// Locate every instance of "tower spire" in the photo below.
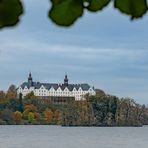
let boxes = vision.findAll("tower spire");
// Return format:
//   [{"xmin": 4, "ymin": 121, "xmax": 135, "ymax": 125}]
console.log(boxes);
[
  {"xmin": 28, "ymin": 72, "xmax": 33, "ymax": 86},
  {"xmin": 64, "ymin": 74, "xmax": 68, "ymax": 86}
]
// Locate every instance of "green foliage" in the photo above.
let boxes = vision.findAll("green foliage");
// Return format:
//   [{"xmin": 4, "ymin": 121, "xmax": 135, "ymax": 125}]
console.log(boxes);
[
  {"xmin": 28, "ymin": 112, "xmax": 35, "ymax": 123},
  {"xmin": 87, "ymin": 0, "xmax": 111, "ymax": 12},
  {"xmin": 0, "ymin": 0, "xmax": 23, "ymax": 29},
  {"xmin": 0, "ymin": 90, "xmax": 148, "ymax": 126},
  {"xmin": 18, "ymin": 93, "xmax": 24, "ymax": 112},
  {"xmin": 0, "ymin": 119, "xmax": 6, "ymax": 125},
  {"xmin": 62, "ymin": 101, "xmax": 80, "ymax": 126},
  {"xmin": 88, "ymin": 95, "xmax": 118, "ymax": 125},
  {"xmin": 114, "ymin": 0, "xmax": 148, "ymax": 20},
  {"xmin": 0, "ymin": 109, "xmax": 15, "ymax": 124},
  {"xmin": 0, "ymin": 0, "xmax": 148, "ymax": 28},
  {"xmin": 24, "ymin": 91, "xmax": 36, "ymax": 100},
  {"xmin": 49, "ymin": 0, "xmax": 83, "ymax": 26},
  {"xmin": 7, "ymin": 99, "xmax": 21, "ymax": 112},
  {"xmin": 0, "ymin": 99, "xmax": 20, "ymax": 112},
  {"xmin": 49, "ymin": 0, "xmax": 148, "ymax": 26}
]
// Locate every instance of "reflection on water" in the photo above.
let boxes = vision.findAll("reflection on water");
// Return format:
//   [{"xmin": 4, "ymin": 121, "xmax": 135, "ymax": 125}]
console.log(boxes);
[{"xmin": 0, "ymin": 126, "xmax": 148, "ymax": 148}]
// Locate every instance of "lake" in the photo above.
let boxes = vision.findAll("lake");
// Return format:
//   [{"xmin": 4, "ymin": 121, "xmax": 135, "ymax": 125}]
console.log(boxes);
[{"xmin": 0, "ymin": 126, "xmax": 148, "ymax": 148}]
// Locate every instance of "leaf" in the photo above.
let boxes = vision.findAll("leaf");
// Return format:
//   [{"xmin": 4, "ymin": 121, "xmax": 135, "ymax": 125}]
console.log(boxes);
[
  {"xmin": 87, "ymin": 0, "xmax": 111, "ymax": 12},
  {"xmin": 49, "ymin": 0, "xmax": 84, "ymax": 26},
  {"xmin": 0, "ymin": 0, "xmax": 23, "ymax": 29},
  {"xmin": 114, "ymin": 0, "xmax": 148, "ymax": 19}
]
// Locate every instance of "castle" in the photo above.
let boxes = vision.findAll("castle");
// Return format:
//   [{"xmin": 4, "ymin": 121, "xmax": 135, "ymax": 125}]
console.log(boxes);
[{"xmin": 17, "ymin": 73, "xmax": 96, "ymax": 100}]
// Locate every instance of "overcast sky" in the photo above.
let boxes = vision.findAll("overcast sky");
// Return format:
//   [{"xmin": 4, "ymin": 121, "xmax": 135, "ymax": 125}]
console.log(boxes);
[{"xmin": 0, "ymin": 0, "xmax": 148, "ymax": 104}]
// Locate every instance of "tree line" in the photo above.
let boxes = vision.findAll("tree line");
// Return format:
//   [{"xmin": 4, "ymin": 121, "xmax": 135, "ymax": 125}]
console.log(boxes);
[{"xmin": 0, "ymin": 84, "xmax": 148, "ymax": 126}]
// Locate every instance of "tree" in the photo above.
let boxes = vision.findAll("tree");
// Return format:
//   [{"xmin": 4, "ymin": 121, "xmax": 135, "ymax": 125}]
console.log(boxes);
[
  {"xmin": 115, "ymin": 98, "xmax": 144, "ymax": 126},
  {"xmin": 23, "ymin": 92, "xmax": 37, "ymax": 106},
  {"xmin": 24, "ymin": 91, "xmax": 36, "ymax": 100},
  {"xmin": 0, "ymin": 91, "xmax": 6, "ymax": 102},
  {"xmin": 44, "ymin": 109, "xmax": 53, "ymax": 124},
  {"xmin": 23, "ymin": 104, "xmax": 37, "ymax": 119},
  {"xmin": 18, "ymin": 93, "xmax": 24, "ymax": 112},
  {"xmin": 28, "ymin": 112, "xmax": 35, "ymax": 123},
  {"xmin": 0, "ymin": 119, "xmax": 6, "ymax": 125},
  {"xmin": 53, "ymin": 110, "xmax": 62, "ymax": 124},
  {"xmin": 0, "ymin": 109, "xmax": 15, "ymax": 124},
  {"xmin": 95, "ymin": 89, "xmax": 106, "ymax": 97},
  {"xmin": 6, "ymin": 85, "xmax": 17, "ymax": 99},
  {"xmin": 0, "ymin": 0, "xmax": 148, "ymax": 29},
  {"xmin": 5, "ymin": 98, "xmax": 20, "ymax": 112},
  {"xmin": 14, "ymin": 111, "xmax": 22, "ymax": 124}
]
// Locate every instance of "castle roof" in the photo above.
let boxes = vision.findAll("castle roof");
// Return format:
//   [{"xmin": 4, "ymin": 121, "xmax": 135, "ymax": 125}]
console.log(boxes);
[
  {"xmin": 20, "ymin": 82, "xmax": 92, "ymax": 91},
  {"xmin": 18, "ymin": 74, "xmax": 94, "ymax": 91}
]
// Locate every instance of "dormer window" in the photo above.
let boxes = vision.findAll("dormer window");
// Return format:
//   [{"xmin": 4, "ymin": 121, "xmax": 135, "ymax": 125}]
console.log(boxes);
[
  {"xmin": 89, "ymin": 88, "xmax": 93, "ymax": 92},
  {"xmin": 78, "ymin": 87, "xmax": 82, "ymax": 92},
  {"xmin": 24, "ymin": 86, "xmax": 28, "ymax": 90}
]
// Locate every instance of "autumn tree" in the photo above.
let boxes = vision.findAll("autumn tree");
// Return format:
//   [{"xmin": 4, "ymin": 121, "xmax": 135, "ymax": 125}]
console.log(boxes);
[
  {"xmin": 53, "ymin": 110, "xmax": 62, "ymax": 125},
  {"xmin": 75, "ymin": 100, "xmax": 94, "ymax": 126},
  {"xmin": 14, "ymin": 111, "xmax": 22, "ymax": 124},
  {"xmin": 6, "ymin": 85, "xmax": 17, "ymax": 99},
  {"xmin": 44, "ymin": 109, "xmax": 53, "ymax": 124},
  {"xmin": 0, "ymin": 91, "xmax": 6, "ymax": 102},
  {"xmin": 28, "ymin": 112, "xmax": 35, "ymax": 124},
  {"xmin": 23, "ymin": 104, "xmax": 37, "ymax": 120}
]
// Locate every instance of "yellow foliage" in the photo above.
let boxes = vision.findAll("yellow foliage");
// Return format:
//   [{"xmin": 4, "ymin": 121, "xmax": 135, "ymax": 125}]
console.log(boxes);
[
  {"xmin": 14, "ymin": 111, "xmax": 22, "ymax": 124},
  {"xmin": 23, "ymin": 104, "xmax": 37, "ymax": 119},
  {"xmin": 28, "ymin": 112, "xmax": 35, "ymax": 123},
  {"xmin": 44, "ymin": 109, "xmax": 53, "ymax": 123}
]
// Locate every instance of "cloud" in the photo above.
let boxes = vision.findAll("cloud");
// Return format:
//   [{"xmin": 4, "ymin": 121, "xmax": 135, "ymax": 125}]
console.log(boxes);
[{"xmin": 1, "ymin": 32, "xmax": 148, "ymax": 75}]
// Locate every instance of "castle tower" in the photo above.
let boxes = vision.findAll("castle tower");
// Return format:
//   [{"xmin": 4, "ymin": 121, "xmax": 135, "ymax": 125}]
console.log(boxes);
[
  {"xmin": 64, "ymin": 75, "xmax": 68, "ymax": 86},
  {"xmin": 28, "ymin": 72, "xmax": 33, "ymax": 86}
]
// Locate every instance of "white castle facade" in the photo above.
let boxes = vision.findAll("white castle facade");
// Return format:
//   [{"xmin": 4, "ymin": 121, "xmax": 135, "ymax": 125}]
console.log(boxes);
[{"xmin": 17, "ymin": 73, "xmax": 96, "ymax": 100}]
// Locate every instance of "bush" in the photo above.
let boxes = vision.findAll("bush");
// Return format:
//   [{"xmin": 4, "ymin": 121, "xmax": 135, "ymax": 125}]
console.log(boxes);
[{"xmin": 0, "ymin": 119, "xmax": 6, "ymax": 125}]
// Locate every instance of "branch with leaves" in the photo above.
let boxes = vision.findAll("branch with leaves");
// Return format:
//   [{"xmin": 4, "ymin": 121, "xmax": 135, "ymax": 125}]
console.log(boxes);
[{"xmin": 0, "ymin": 0, "xmax": 148, "ymax": 29}]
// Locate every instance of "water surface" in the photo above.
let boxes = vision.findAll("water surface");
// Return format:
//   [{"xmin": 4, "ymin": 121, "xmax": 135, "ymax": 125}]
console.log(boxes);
[{"xmin": 0, "ymin": 126, "xmax": 148, "ymax": 148}]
